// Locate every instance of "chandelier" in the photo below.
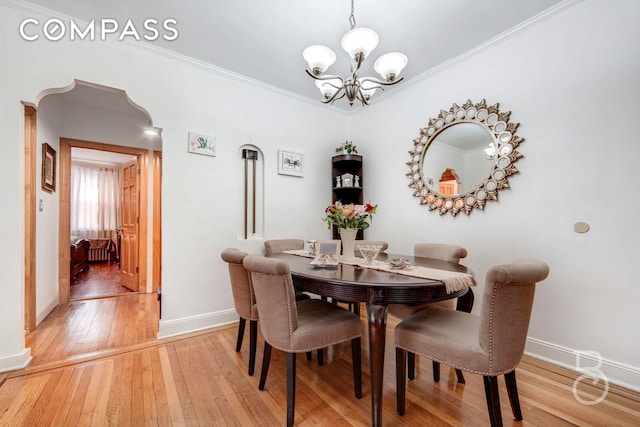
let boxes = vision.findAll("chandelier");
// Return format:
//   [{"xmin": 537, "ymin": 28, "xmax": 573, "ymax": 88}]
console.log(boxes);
[{"xmin": 303, "ymin": 0, "xmax": 408, "ymax": 106}]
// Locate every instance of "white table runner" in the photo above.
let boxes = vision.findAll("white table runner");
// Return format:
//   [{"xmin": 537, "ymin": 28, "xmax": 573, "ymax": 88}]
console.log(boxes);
[{"xmin": 282, "ymin": 250, "xmax": 476, "ymax": 293}]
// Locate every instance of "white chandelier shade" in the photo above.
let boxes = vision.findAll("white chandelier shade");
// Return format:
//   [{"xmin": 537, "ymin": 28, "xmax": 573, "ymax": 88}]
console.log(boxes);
[
  {"xmin": 341, "ymin": 27, "xmax": 379, "ymax": 59},
  {"xmin": 302, "ymin": 45, "xmax": 336, "ymax": 75},
  {"xmin": 374, "ymin": 52, "xmax": 408, "ymax": 82},
  {"xmin": 315, "ymin": 78, "xmax": 343, "ymax": 99}
]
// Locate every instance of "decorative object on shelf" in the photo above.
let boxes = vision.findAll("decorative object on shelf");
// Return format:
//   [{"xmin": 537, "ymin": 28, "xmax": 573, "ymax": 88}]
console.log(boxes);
[
  {"xmin": 188, "ymin": 131, "xmax": 216, "ymax": 157},
  {"xmin": 336, "ymin": 140, "xmax": 358, "ymax": 154},
  {"xmin": 323, "ymin": 201, "xmax": 377, "ymax": 262},
  {"xmin": 41, "ymin": 142, "xmax": 56, "ymax": 193},
  {"xmin": 335, "ymin": 176, "xmax": 342, "ymax": 188},
  {"xmin": 341, "ymin": 172, "xmax": 354, "ymax": 187},
  {"xmin": 354, "ymin": 175, "xmax": 360, "ymax": 187},
  {"xmin": 302, "ymin": 0, "xmax": 408, "ymax": 106},
  {"xmin": 407, "ymin": 99, "xmax": 524, "ymax": 216},
  {"xmin": 278, "ymin": 149, "xmax": 304, "ymax": 177}
]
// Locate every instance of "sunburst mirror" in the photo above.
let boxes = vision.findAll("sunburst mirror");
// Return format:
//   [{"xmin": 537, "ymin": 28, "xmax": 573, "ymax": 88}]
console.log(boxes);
[{"xmin": 407, "ymin": 99, "xmax": 524, "ymax": 216}]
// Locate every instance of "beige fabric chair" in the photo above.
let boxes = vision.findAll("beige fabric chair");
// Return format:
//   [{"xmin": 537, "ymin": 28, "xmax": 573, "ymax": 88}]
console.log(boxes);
[
  {"xmin": 389, "ymin": 243, "xmax": 470, "ymax": 382},
  {"xmin": 243, "ymin": 254, "xmax": 363, "ymax": 427},
  {"xmin": 221, "ymin": 248, "xmax": 259, "ymax": 376},
  {"xmin": 264, "ymin": 239, "xmax": 305, "ymax": 255},
  {"xmin": 395, "ymin": 259, "xmax": 550, "ymax": 427}
]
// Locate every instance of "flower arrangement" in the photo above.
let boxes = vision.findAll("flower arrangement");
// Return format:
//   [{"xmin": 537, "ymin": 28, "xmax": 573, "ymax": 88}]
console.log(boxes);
[
  {"xmin": 336, "ymin": 140, "xmax": 358, "ymax": 154},
  {"xmin": 323, "ymin": 201, "xmax": 377, "ymax": 230}
]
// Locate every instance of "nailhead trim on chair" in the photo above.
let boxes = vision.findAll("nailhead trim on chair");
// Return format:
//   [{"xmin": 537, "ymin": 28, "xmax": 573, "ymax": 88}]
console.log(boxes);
[
  {"xmin": 487, "ymin": 284, "xmax": 498, "ymax": 373},
  {"xmin": 395, "ymin": 344, "xmax": 518, "ymax": 377}
]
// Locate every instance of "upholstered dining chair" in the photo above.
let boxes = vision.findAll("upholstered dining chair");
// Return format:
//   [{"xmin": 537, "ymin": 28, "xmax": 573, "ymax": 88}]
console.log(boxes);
[
  {"xmin": 221, "ymin": 248, "xmax": 259, "ymax": 376},
  {"xmin": 243, "ymin": 254, "xmax": 363, "ymax": 427},
  {"xmin": 395, "ymin": 259, "xmax": 550, "ymax": 427},
  {"xmin": 389, "ymin": 243, "xmax": 470, "ymax": 382},
  {"xmin": 264, "ymin": 239, "xmax": 305, "ymax": 255}
]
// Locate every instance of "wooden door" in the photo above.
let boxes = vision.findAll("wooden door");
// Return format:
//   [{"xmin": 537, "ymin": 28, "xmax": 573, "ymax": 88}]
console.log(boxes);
[{"xmin": 121, "ymin": 159, "xmax": 139, "ymax": 291}]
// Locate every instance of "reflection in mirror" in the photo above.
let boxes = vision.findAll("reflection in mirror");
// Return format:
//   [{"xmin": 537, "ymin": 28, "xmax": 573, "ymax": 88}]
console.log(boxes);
[
  {"xmin": 421, "ymin": 123, "xmax": 494, "ymax": 195},
  {"xmin": 406, "ymin": 99, "xmax": 525, "ymax": 216}
]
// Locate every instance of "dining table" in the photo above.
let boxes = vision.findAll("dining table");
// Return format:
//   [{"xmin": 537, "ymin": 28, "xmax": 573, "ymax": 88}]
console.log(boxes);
[{"xmin": 266, "ymin": 251, "xmax": 474, "ymax": 427}]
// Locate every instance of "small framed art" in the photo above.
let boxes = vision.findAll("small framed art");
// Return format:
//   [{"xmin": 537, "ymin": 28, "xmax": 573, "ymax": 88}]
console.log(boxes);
[
  {"xmin": 188, "ymin": 131, "xmax": 216, "ymax": 157},
  {"xmin": 278, "ymin": 150, "xmax": 304, "ymax": 177},
  {"xmin": 41, "ymin": 143, "xmax": 56, "ymax": 193}
]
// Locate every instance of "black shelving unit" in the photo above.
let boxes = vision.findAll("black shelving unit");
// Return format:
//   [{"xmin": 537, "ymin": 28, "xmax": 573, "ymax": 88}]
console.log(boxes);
[{"xmin": 331, "ymin": 154, "xmax": 363, "ymax": 239}]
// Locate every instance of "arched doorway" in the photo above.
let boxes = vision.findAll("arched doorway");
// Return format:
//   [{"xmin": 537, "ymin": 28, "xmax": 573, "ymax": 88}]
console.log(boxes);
[{"xmin": 23, "ymin": 80, "xmax": 162, "ymax": 340}]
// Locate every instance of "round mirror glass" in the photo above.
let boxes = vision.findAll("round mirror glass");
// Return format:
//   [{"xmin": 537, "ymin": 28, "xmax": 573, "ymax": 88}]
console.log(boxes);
[{"xmin": 421, "ymin": 123, "xmax": 494, "ymax": 195}]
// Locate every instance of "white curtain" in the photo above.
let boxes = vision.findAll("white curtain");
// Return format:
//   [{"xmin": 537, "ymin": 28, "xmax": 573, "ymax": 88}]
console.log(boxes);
[{"xmin": 71, "ymin": 164, "xmax": 121, "ymax": 239}]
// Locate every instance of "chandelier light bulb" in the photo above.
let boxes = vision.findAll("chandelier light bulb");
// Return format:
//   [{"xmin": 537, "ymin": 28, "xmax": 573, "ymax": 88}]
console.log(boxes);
[
  {"xmin": 341, "ymin": 27, "xmax": 379, "ymax": 60},
  {"xmin": 374, "ymin": 52, "xmax": 408, "ymax": 82},
  {"xmin": 303, "ymin": 45, "xmax": 336, "ymax": 75}
]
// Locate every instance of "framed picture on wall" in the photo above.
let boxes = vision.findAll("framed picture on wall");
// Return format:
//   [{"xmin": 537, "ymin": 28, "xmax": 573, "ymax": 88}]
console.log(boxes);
[
  {"xmin": 41, "ymin": 143, "xmax": 56, "ymax": 193},
  {"xmin": 188, "ymin": 131, "xmax": 216, "ymax": 157},
  {"xmin": 278, "ymin": 149, "xmax": 304, "ymax": 177}
]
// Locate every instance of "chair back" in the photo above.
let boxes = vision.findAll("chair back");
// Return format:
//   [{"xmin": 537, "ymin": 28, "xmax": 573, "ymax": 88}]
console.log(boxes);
[
  {"xmin": 243, "ymin": 254, "xmax": 299, "ymax": 351},
  {"xmin": 264, "ymin": 239, "xmax": 305, "ymax": 255},
  {"xmin": 221, "ymin": 248, "xmax": 258, "ymax": 321},
  {"xmin": 355, "ymin": 240, "xmax": 389, "ymax": 256},
  {"xmin": 414, "ymin": 243, "xmax": 467, "ymax": 263},
  {"xmin": 479, "ymin": 259, "xmax": 549, "ymax": 373}
]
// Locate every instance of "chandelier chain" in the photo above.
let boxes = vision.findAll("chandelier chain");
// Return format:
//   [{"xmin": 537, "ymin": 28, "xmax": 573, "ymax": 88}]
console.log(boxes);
[{"xmin": 349, "ymin": 0, "xmax": 356, "ymax": 29}]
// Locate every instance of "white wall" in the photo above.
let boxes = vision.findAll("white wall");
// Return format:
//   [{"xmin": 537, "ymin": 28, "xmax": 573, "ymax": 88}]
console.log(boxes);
[
  {"xmin": 351, "ymin": 0, "xmax": 640, "ymax": 390},
  {"xmin": 34, "ymin": 98, "xmax": 61, "ymax": 325},
  {"xmin": 0, "ymin": 2, "xmax": 348, "ymax": 370}
]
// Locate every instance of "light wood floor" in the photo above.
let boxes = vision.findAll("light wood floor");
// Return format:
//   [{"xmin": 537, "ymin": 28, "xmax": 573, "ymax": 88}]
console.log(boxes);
[
  {"xmin": 1, "ymin": 295, "xmax": 639, "ymax": 426},
  {"xmin": 71, "ymin": 263, "xmax": 134, "ymax": 301}
]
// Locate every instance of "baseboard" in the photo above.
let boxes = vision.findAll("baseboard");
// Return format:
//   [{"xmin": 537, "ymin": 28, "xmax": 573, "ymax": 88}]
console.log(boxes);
[
  {"xmin": 0, "ymin": 348, "xmax": 32, "ymax": 373},
  {"xmin": 36, "ymin": 294, "xmax": 59, "ymax": 327},
  {"xmin": 157, "ymin": 309, "xmax": 237, "ymax": 339},
  {"xmin": 526, "ymin": 337, "xmax": 640, "ymax": 392}
]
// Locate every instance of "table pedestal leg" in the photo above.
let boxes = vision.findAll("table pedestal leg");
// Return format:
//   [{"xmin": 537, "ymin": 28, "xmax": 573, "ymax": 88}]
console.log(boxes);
[{"xmin": 366, "ymin": 300, "xmax": 388, "ymax": 427}]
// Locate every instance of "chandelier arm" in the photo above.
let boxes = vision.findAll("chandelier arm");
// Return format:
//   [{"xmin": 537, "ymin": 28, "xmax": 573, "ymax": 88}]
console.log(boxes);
[
  {"xmin": 305, "ymin": 69, "xmax": 345, "ymax": 84},
  {"xmin": 358, "ymin": 76, "xmax": 405, "ymax": 87},
  {"xmin": 327, "ymin": 91, "xmax": 347, "ymax": 104}
]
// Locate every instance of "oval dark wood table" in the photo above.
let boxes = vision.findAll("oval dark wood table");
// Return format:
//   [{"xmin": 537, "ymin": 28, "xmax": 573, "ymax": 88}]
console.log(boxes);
[{"xmin": 266, "ymin": 252, "xmax": 474, "ymax": 427}]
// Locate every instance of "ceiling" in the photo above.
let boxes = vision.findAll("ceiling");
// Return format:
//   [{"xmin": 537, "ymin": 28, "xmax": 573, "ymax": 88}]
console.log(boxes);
[{"xmin": 25, "ymin": 0, "xmax": 566, "ymax": 110}]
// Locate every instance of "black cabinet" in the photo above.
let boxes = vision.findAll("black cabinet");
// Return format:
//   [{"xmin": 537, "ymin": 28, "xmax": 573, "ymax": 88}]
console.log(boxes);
[{"xmin": 331, "ymin": 154, "xmax": 363, "ymax": 239}]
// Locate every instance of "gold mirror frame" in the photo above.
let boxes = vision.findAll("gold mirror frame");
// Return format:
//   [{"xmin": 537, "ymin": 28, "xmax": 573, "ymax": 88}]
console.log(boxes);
[{"xmin": 407, "ymin": 99, "xmax": 524, "ymax": 216}]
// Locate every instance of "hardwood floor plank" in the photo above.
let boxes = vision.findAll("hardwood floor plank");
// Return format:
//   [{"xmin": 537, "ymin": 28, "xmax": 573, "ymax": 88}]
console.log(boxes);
[
  {"xmin": 47, "ymin": 366, "xmax": 86, "ymax": 426},
  {"xmin": 158, "ymin": 347, "xmax": 186, "ymax": 425}
]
